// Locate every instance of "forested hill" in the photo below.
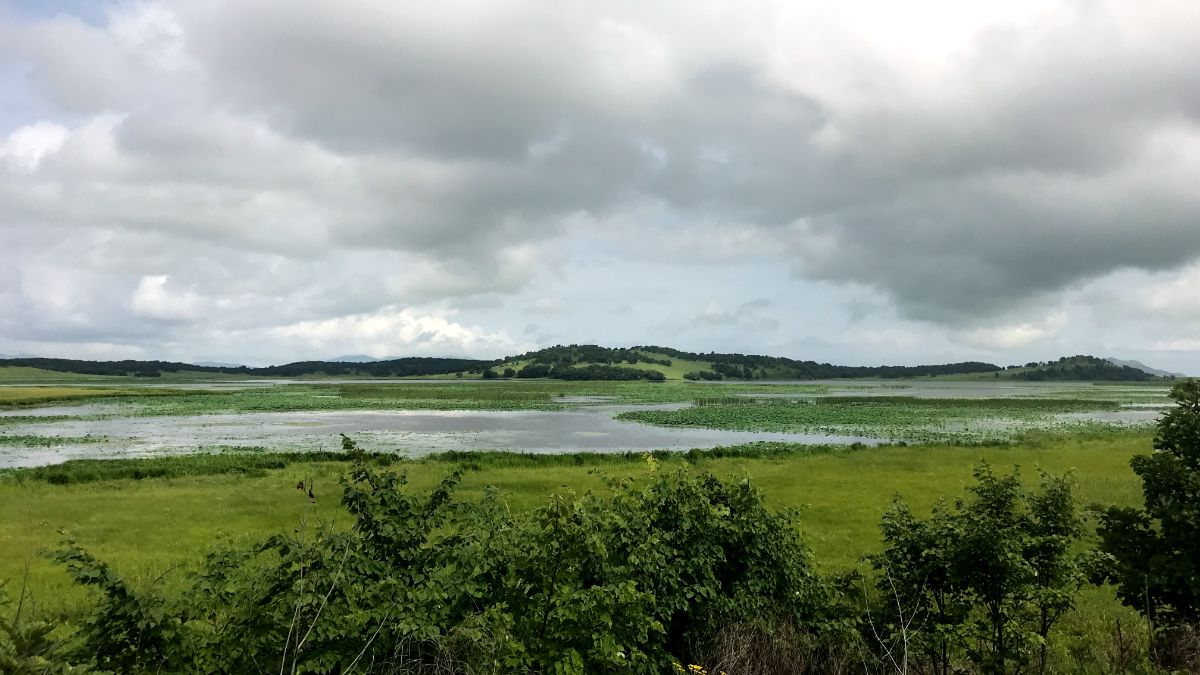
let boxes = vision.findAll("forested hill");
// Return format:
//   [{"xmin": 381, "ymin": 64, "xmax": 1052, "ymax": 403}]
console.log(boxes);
[
  {"xmin": 1005, "ymin": 355, "xmax": 1167, "ymax": 381},
  {"xmin": 634, "ymin": 345, "xmax": 1000, "ymax": 380},
  {"xmin": 0, "ymin": 349, "xmax": 1172, "ymax": 381},
  {"xmin": 499, "ymin": 344, "xmax": 1001, "ymax": 380},
  {"xmin": 0, "ymin": 357, "xmax": 488, "ymax": 378}
]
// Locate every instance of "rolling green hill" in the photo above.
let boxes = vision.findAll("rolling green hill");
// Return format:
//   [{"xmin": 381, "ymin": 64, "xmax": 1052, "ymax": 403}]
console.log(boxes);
[
  {"xmin": 482, "ymin": 344, "xmax": 1001, "ymax": 381},
  {"xmin": 0, "ymin": 348, "xmax": 1174, "ymax": 383},
  {"xmin": 998, "ymin": 355, "xmax": 1168, "ymax": 382}
]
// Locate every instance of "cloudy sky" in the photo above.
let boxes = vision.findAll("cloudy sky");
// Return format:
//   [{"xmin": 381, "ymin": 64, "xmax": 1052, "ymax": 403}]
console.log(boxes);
[{"xmin": 1, "ymin": 0, "xmax": 1199, "ymax": 371}]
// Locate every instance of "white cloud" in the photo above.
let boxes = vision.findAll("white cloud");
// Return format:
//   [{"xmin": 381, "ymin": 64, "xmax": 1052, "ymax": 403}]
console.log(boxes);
[
  {"xmin": 0, "ymin": 122, "xmax": 67, "ymax": 172},
  {"xmin": 956, "ymin": 313, "xmax": 1067, "ymax": 350},
  {"xmin": 264, "ymin": 307, "xmax": 529, "ymax": 360},
  {"xmin": 1127, "ymin": 264, "xmax": 1200, "ymax": 320},
  {"xmin": 107, "ymin": 3, "xmax": 196, "ymax": 72},
  {"xmin": 131, "ymin": 275, "xmax": 205, "ymax": 321}
]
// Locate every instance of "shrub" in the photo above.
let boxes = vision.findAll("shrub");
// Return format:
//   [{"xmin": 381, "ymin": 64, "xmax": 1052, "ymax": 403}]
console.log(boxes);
[
  {"xmin": 869, "ymin": 463, "xmax": 1083, "ymax": 674},
  {"xmin": 1093, "ymin": 378, "xmax": 1200, "ymax": 663},
  {"xmin": 41, "ymin": 437, "xmax": 839, "ymax": 673}
]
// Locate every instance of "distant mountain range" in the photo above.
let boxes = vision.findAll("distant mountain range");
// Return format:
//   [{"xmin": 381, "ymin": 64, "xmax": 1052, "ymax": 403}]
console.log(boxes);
[
  {"xmin": 0, "ymin": 345, "xmax": 1183, "ymax": 382},
  {"xmin": 1104, "ymin": 357, "xmax": 1185, "ymax": 378}
]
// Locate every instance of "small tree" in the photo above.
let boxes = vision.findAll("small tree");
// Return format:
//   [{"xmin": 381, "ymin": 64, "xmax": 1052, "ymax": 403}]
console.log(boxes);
[
  {"xmin": 872, "ymin": 463, "xmax": 1082, "ymax": 674},
  {"xmin": 1095, "ymin": 379, "xmax": 1200, "ymax": 629}
]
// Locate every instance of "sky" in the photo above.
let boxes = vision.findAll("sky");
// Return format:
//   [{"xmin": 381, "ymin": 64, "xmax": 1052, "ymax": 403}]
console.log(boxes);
[{"xmin": 1, "ymin": 1, "xmax": 1199, "ymax": 372}]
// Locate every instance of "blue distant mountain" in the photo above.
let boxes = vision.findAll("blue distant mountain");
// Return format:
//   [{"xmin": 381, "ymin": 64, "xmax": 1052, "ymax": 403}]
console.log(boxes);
[
  {"xmin": 329, "ymin": 354, "xmax": 385, "ymax": 363},
  {"xmin": 192, "ymin": 361, "xmax": 246, "ymax": 368},
  {"xmin": 1104, "ymin": 357, "xmax": 1185, "ymax": 378}
]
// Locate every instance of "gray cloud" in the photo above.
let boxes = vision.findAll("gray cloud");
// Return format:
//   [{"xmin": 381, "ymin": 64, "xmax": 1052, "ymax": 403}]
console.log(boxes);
[
  {"xmin": 692, "ymin": 298, "xmax": 778, "ymax": 331},
  {"xmin": 2, "ymin": 1, "xmax": 1200, "ymax": 363}
]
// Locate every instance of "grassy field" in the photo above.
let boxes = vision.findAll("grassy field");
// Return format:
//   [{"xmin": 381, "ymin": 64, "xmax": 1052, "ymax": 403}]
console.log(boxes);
[
  {"xmin": 0, "ymin": 386, "xmax": 128, "ymax": 406},
  {"xmin": 0, "ymin": 368, "xmax": 123, "ymax": 384},
  {"xmin": 0, "ymin": 430, "xmax": 1150, "ymax": 618},
  {"xmin": 0, "ymin": 384, "xmax": 214, "ymax": 409}
]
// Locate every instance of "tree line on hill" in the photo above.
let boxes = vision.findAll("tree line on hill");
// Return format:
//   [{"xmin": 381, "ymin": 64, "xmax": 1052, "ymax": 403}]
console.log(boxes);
[
  {"xmin": 638, "ymin": 345, "xmax": 1004, "ymax": 380},
  {"xmin": 1, "ymin": 348, "xmax": 1172, "ymax": 382},
  {"xmin": 481, "ymin": 362, "xmax": 665, "ymax": 381},
  {"xmin": 0, "ymin": 357, "xmax": 489, "ymax": 379},
  {"xmin": 508, "ymin": 345, "xmax": 673, "ymax": 368},
  {"xmin": 516, "ymin": 363, "xmax": 666, "ymax": 381},
  {"xmin": 1008, "ymin": 355, "xmax": 1163, "ymax": 381}
]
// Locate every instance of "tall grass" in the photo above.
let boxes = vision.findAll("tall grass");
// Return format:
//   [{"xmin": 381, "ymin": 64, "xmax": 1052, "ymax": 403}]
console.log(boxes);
[
  {"xmin": 1, "ymin": 450, "xmax": 396, "ymax": 485},
  {"xmin": 0, "ymin": 430, "xmax": 1154, "ymax": 622}
]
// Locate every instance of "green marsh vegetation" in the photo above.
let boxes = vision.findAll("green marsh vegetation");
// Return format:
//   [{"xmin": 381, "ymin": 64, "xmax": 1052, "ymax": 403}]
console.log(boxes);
[
  {"xmin": 0, "ymin": 428, "xmax": 1176, "ymax": 672},
  {"xmin": 617, "ymin": 396, "xmax": 1144, "ymax": 444},
  {"xmin": 0, "ymin": 416, "xmax": 75, "ymax": 428},
  {"xmin": 0, "ymin": 434, "xmax": 109, "ymax": 448},
  {"xmin": 0, "ymin": 384, "xmax": 217, "ymax": 412},
  {"xmin": 0, "ymin": 371, "xmax": 1192, "ymax": 672},
  {"xmin": 0, "ymin": 380, "xmax": 833, "ymax": 422}
]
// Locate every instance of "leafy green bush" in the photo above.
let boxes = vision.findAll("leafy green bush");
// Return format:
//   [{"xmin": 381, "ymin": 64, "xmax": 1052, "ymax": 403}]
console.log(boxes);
[
  {"xmin": 1093, "ymin": 378, "xmax": 1200, "ymax": 668},
  {"xmin": 1, "ymin": 578, "xmax": 91, "ymax": 673},
  {"xmin": 35, "ymin": 437, "xmax": 839, "ymax": 673},
  {"xmin": 868, "ymin": 463, "xmax": 1083, "ymax": 674}
]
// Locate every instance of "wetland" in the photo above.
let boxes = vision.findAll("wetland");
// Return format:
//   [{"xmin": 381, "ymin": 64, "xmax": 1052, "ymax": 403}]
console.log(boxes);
[{"xmin": 0, "ymin": 376, "xmax": 1170, "ymax": 467}]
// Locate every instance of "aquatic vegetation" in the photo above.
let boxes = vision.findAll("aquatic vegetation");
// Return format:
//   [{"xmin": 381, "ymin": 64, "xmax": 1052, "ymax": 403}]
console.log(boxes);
[
  {"xmin": 617, "ymin": 396, "xmax": 1149, "ymax": 443},
  {"xmin": 0, "ymin": 416, "xmax": 75, "ymax": 427},
  {"xmin": 31, "ymin": 381, "xmax": 837, "ymax": 417},
  {"xmin": 0, "ymin": 434, "xmax": 109, "ymax": 447}
]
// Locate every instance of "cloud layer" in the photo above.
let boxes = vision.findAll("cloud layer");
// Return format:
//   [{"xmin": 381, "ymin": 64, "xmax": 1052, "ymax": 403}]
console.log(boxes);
[{"xmin": 2, "ymin": 0, "xmax": 1199, "ymax": 369}]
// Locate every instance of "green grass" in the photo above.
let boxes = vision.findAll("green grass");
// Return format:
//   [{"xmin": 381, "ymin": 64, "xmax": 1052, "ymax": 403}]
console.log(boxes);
[
  {"xmin": 0, "ymin": 387, "xmax": 128, "ymax": 407},
  {"xmin": 0, "ymin": 449, "xmax": 399, "ymax": 484},
  {"xmin": 633, "ymin": 350, "xmax": 725, "ymax": 379},
  {"xmin": 0, "ymin": 368, "xmax": 119, "ymax": 384},
  {"xmin": 0, "ymin": 431, "xmax": 1151, "ymax": 617},
  {"xmin": 0, "ymin": 384, "xmax": 215, "ymax": 409}
]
